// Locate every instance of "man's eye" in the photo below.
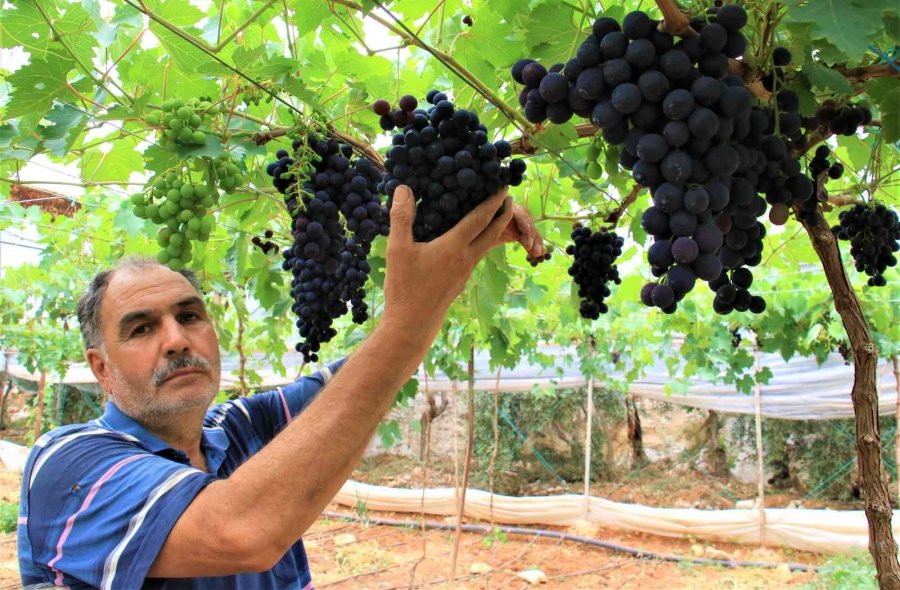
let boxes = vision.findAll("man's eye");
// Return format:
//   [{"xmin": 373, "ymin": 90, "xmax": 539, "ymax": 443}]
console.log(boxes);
[
  {"xmin": 132, "ymin": 325, "xmax": 149, "ymax": 336},
  {"xmin": 183, "ymin": 312, "xmax": 199, "ymax": 321}
]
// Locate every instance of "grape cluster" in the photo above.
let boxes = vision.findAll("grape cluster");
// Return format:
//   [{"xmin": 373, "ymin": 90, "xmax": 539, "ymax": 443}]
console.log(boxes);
[
  {"xmin": 267, "ymin": 134, "xmax": 388, "ymax": 362},
  {"xmin": 585, "ymin": 136, "xmax": 604, "ymax": 179},
  {"xmin": 833, "ymin": 203, "xmax": 899, "ymax": 287},
  {"xmin": 374, "ymin": 91, "xmax": 526, "ymax": 242},
  {"xmin": 144, "ymin": 98, "xmax": 219, "ymax": 150},
  {"xmin": 787, "ymin": 144, "xmax": 846, "ymax": 226},
  {"xmin": 132, "ymin": 155, "xmax": 243, "ymax": 269},
  {"xmin": 566, "ymin": 225, "xmax": 623, "ymax": 319},
  {"xmin": 812, "ymin": 100, "xmax": 873, "ymax": 137},
  {"xmin": 731, "ymin": 327, "xmax": 742, "ymax": 348},
  {"xmin": 511, "ymin": 7, "xmax": 812, "ymax": 315},
  {"xmin": 252, "ymin": 229, "xmax": 279, "ymax": 254}
]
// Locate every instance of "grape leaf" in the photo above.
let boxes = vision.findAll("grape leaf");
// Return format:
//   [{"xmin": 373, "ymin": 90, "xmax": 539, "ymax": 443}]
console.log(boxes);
[
  {"xmin": 801, "ymin": 64, "xmax": 853, "ymax": 96},
  {"xmin": 4, "ymin": 58, "xmax": 75, "ymax": 120},
  {"xmin": 518, "ymin": 2, "xmax": 582, "ymax": 65},
  {"xmin": 291, "ymin": 0, "xmax": 331, "ymax": 38},
  {"xmin": 37, "ymin": 103, "xmax": 86, "ymax": 157},
  {"xmin": 80, "ymin": 142, "xmax": 143, "ymax": 183},
  {"xmin": 865, "ymin": 78, "xmax": 900, "ymax": 142},
  {"xmin": 786, "ymin": 0, "xmax": 895, "ymax": 62}
]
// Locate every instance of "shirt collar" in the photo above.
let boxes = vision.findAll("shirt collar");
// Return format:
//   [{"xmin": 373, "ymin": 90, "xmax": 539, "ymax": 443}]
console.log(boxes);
[{"xmin": 94, "ymin": 401, "xmax": 230, "ymax": 473}]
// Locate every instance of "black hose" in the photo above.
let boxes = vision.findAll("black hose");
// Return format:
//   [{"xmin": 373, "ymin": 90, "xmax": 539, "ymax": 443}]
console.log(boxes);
[{"xmin": 320, "ymin": 511, "xmax": 819, "ymax": 573}]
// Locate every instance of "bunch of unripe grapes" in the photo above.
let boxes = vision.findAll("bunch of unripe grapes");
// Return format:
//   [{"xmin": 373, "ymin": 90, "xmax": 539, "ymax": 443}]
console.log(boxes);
[
  {"xmin": 252, "ymin": 229, "xmax": 279, "ymax": 254},
  {"xmin": 567, "ymin": 225, "xmax": 623, "ymax": 319},
  {"xmin": 131, "ymin": 155, "xmax": 243, "ymax": 269},
  {"xmin": 374, "ymin": 90, "xmax": 526, "ymax": 242},
  {"xmin": 585, "ymin": 136, "xmax": 605, "ymax": 179},
  {"xmin": 144, "ymin": 98, "xmax": 220, "ymax": 151},
  {"xmin": 833, "ymin": 203, "xmax": 899, "ymax": 287}
]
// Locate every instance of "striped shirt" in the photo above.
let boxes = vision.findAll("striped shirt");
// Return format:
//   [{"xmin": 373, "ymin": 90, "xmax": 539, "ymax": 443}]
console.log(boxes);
[{"xmin": 18, "ymin": 358, "xmax": 345, "ymax": 590}]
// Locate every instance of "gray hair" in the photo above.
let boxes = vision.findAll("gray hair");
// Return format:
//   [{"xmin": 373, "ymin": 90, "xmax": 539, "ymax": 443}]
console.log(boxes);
[{"xmin": 76, "ymin": 256, "xmax": 202, "ymax": 350}]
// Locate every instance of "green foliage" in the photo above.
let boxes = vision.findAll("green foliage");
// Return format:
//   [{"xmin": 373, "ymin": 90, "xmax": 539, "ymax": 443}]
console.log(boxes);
[
  {"xmin": 0, "ymin": 0, "xmax": 897, "ymax": 438},
  {"xmin": 0, "ymin": 502, "xmax": 18, "ymax": 534},
  {"xmin": 804, "ymin": 551, "xmax": 878, "ymax": 590},
  {"xmin": 471, "ymin": 386, "xmax": 620, "ymax": 493},
  {"xmin": 731, "ymin": 415, "xmax": 897, "ymax": 500}
]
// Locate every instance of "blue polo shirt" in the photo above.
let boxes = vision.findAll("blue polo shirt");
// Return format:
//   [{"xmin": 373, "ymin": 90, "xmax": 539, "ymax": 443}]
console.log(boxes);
[{"xmin": 18, "ymin": 358, "xmax": 345, "ymax": 590}]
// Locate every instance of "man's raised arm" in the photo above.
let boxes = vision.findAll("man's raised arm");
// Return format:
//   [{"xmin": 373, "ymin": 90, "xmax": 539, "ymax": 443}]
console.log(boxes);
[{"xmin": 148, "ymin": 185, "xmax": 514, "ymax": 576}]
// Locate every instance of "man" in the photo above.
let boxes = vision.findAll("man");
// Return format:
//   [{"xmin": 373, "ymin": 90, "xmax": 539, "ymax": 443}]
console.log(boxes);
[{"xmin": 18, "ymin": 185, "xmax": 545, "ymax": 589}]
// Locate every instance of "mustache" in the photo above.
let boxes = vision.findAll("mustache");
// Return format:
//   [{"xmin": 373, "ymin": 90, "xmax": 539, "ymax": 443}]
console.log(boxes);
[{"xmin": 152, "ymin": 355, "xmax": 210, "ymax": 387}]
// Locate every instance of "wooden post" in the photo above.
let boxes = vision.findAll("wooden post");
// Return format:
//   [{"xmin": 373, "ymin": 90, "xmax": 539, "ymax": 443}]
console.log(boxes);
[
  {"xmin": 450, "ymin": 345, "xmax": 476, "ymax": 582},
  {"xmin": 584, "ymin": 365, "xmax": 595, "ymax": 506},
  {"xmin": 754, "ymin": 349, "xmax": 767, "ymax": 546},
  {"xmin": 34, "ymin": 371, "xmax": 46, "ymax": 441}
]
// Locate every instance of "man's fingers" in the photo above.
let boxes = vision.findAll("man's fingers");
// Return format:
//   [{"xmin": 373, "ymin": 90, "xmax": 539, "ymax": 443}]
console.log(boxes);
[
  {"xmin": 449, "ymin": 187, "xmax": 509, "ymax": 245},
  {"xmin": 387, "ymin": 185, "xmax": 415, "ymax": 248},
  {"xmin": 471, "ymin": 196, "xmax": 515, "ymax": 254}
]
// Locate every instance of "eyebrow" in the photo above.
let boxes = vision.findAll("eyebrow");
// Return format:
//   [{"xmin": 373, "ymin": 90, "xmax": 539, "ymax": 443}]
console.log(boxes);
[{"xmin": 117, "ymin": 296, "xmax": 207, "ymax": 337}]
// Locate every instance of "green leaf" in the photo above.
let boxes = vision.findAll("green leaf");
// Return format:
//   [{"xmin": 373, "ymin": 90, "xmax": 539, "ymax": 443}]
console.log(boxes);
[
  {"xmin": 518, "ymin": 2, "xmax": 581, "ymax": 65},
  {"xmin": 174, "ymin": 134, "xmax": 226, "ymax": 159},
  {"xmin": 866, "ymin": 79, "xmax": 900, "ymax": 142},
  {"xmin": 801, "ymin": 64, "xmax": 853, "ymax": 96},
  {"xmin": 531, "ymin": 122, "xmax": 579, "ymax": 152},
  {"xmin": 292, "ymin": 0, "xmax": 331, "ymax": 38},
  {"xmin": 786, "ymin": 0, "xmax": 895, "ymax": 62},
  {"xmin": 37, "ymin": 103, "xmax": 86, "ymax": 157},
  {"xmin": 54, "ymin": 3, "xmax": 100, "ymax": 67},
  {"xmin": 80, "ymin": 143, "xmax": 143, "ymax": 183},
  {"xmin": 4, "ymin": 57, "xmax": 75, "ymax": 119}
]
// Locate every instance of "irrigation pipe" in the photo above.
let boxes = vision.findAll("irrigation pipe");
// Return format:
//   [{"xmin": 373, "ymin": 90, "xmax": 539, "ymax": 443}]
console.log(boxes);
[{"xmin": 320, "ymin": 511, "xmax": 819, "ymax": 573}]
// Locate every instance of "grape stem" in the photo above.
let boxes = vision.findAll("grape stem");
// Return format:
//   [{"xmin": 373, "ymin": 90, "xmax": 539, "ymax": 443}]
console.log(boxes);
[{"xmin": 654, "ymin": 0, "xmax": 696, "ymax": 37}]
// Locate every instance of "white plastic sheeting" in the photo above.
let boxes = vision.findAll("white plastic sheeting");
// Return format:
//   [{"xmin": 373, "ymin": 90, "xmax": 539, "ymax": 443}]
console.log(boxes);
[
  {"xmin": 334, "ymin": 480, "xmax": 892, "ymax": 555},
  {"xmin": 6, "ymin": 349, "xmax": 898, "ymax": 420}
]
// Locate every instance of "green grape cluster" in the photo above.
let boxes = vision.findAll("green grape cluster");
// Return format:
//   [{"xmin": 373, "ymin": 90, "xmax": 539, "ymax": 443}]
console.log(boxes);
[
  {"xmin": 143, "ymin": 98, "xmax": 220, "ymax": 151},
  {"xmin": 585, "ymin": 136, "xmax": 603, "ymax": 179},
  {"xmin": 130, "ymin": 156, "xmax": 245, "ymax": 270}
]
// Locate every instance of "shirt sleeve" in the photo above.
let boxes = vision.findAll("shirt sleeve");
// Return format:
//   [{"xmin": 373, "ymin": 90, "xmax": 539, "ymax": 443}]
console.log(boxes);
[
  {"xmin": 23, "ymin": 430, "xmax": 216, "ymax": 590},
  {"xmin": 216, "ymin": 357, "xmax": 347, "ymax": 447}
]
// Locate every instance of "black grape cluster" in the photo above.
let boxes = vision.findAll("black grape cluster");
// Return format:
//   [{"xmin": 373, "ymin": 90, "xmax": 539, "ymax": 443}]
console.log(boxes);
[
  {"xmin": 787, "ymin": 144, "xmax": 846, "ymax": 226},
  {"xmin": 566, "ymin": 225, "xmax": 623, "ymax": 319},
  {"xmin": 251, "ymin": 229, "xmax": 279, "ymax": 255},
  {"xmin": 374, "ymin": 91, "xmax": 527, "ymax": 241},
  {"xmin": 833, "ymin": 203, "xmax": 899, "ymax": 287},
  {"xmin": 143, "ymin": 98, "xmax": 219, "ymax": 150},
  {"xmin": 812, "ymin": 100, "xmax": 873, "ymax": 137},
  {"xmin": 267, "ymin": 134, "xmax": 388, "ymax": 362},
  {"xmin": 511, "ymin": 6, "xmax": 813, "ymax": 315},
  {"xmin": 132, "ymin": 155, "xmax": 243, "ymax": 270}
]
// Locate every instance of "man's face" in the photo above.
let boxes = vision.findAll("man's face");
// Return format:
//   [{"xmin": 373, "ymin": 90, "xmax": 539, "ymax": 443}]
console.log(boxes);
[{"xmin": 86, "ymin": 265, "xmax": 221, "ymax": 429}]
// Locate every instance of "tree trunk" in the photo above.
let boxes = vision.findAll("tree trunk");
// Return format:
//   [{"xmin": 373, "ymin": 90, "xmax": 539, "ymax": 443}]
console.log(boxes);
[
  {"xmin": 705, "ymin": 410, "xmax": 729, "ymax": 477},
  {"xmin": 799, "ymin": 209, "xmax": 900, "ymax": 588},
  {"xmin": 34, "ymin": 371, "xmax": 46, "ymax": 442},
  {"xmin": 626, "ymin": 395, "xmax": 648, "ymax": 468}
]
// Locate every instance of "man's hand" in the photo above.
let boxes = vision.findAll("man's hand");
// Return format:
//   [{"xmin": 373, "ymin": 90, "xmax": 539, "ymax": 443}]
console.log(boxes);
[
  {"xmin": 499, "ymin": 204, "xmax": 546, "ymax": 259},
  {"xmin": 382, "ymin": 184, "xmax": 514, "ymax": 335}
]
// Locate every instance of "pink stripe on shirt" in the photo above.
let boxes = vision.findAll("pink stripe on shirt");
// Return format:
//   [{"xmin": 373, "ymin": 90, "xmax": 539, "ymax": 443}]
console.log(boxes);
[
  {"xmin": 277, "ymin": 387, "xmax": 292, "ymax": 425},
  {"xmin": 48, "ymin": 454, "xmax": 146, "ymax": 585}
]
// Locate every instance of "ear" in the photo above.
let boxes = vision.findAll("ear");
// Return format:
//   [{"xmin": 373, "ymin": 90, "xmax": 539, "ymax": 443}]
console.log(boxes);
[{"xmin": 85, "ymin": 347, "xmax": 112, "ymax": 394}]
